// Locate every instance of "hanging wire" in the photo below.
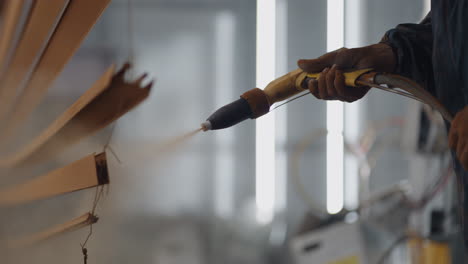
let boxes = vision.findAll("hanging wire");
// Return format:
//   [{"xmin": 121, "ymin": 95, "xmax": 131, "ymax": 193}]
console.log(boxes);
[
  {"xmin": 106, "ymin": 145, "xmax": 122, "ymax": 164},
  {"xmin": 103, "ymin": 123, "xmax": 116, "ymax": 151},
  {"xmin": 80, "ymin": 1, "xmax": 136, "ymax": 262},
  {"xmin": 80, "ymin": 185, "xmax": 105, "ymax": 263},
  {"xmin": 407, "ymin": 156, "xmax": 453, "ymax": 210},
  {"xmin": 126, "ymin": 0, "xmax": 135, "ymax": 76},
  {"xmin": 102, "ymin": 121, "xmax": 122, "ymax": 164},
  {"xmin": 98, "ymin": 0, "xmax": 138, "ymax": 165},
  {"xmin": 376, "ymin": 233, "xmax": 411, "ymax": 264},
  {"xmin": 355, "ymin": 118, "xmax": 453, "ymax": 211}
]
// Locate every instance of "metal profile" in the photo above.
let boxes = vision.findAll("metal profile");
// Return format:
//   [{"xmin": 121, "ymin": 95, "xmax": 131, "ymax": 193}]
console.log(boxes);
[
  {"xmin": 0, "ymin": 0, "xmax": 32, "ymax": 77},
  {"xmin": 0, "ymin": 152, "xmax": 109, "ymax": 206},
  {"xmin": 0, "ymin": 64, "xmax": 152, "ymax": 168},
  {"xmin": 0, "ymin": 0, "xmax": 111, "ymax": 144},
  {"xmin": 0, "ymin": 0, "xmax": 70, "ymax": 124},
  {"xmin": 8, "ymin": 212, "xmax": 99, "ymax": 248}
]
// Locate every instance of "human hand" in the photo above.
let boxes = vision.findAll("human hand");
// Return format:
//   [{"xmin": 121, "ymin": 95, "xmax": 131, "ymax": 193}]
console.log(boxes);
[
  {"xmin": 297, "ymin": 43, "xmax": 396, "ymax": 102},
  {"xmin": 449, "ymin": 106, "xmax": 468, "ymax": 170}
]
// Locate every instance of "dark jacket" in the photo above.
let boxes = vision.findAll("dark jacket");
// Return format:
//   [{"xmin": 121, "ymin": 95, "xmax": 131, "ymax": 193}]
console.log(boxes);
[{"xmin": 381, "ymin": 0, "xmax": 468, "ymax": 247}]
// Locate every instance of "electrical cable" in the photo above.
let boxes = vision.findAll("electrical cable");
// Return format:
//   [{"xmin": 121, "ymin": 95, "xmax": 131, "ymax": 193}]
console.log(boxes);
[
  {"xmin": 289, "ymin": 128, "xmax": 370, "ymax": 217},
  {"xmin": 289, "ymin": 128, "xmax": 328, "ymax": 217},
  {"xmin": 290, "ymin": 114, "xmax": 453, "ymax": 220},
  {"xmin": 289, "ymin": 117, "xmax": 404, "ymax": 216},
  {"xmin": 408, "ymin": 157, "xmax": 453, "ymax": 210},
  {"xmin": 357, "ymin": 118, "xmax": 453, "ymax": 211},
  {"xmin": 375, "ymin": 233, "xmax": 411, "ymax": 264},
  {"xmin": 375, "ymin": 231, "xmax": 430, "ymax": 264},
  {"xmin": 352, "ymin": 117, "xmax": 405, "ymax": 208}
]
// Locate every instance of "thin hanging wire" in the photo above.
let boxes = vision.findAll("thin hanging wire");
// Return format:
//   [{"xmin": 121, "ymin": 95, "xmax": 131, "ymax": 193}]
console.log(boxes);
[
  {"xmin": 127, "ymin": 0, "xmax": 135, "ymax": 77},
  {"xmin": 80, "ymin": 1, "xmax": 136, "ymax": 261},
  {"xmin": 102, "ymin": 122, "xmax": 122, "ymax": 164},
  {"xmin": 99, "ymin": 0, "xmax": 136, "ymax": 165},
  {"xmin": 103, "ymin": 123, "xmax": 116, "ymax": 151},
  {"xmin": 107, "ymin": 144, "xmax": 122, "ymax": 164},
  {"xmin": 80, "ymin": 185, "xmax": 105, "ymax": 263},
  {"xmin": 81, "ymin": 164, "xmax": 106, "ymax": 247},
  {"xmin": 101, "ymin": 80, "xmax": 129, "ymax": 164}
]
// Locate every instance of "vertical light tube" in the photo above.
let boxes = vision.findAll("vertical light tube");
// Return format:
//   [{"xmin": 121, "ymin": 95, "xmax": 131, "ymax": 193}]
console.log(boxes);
[
  {"xmin": 214, "ymin": 11, "xmax": 235, "ymax": 219},
  {"xmin": 344, "ymin": 102, "xmax": 360, "ymax": 210},
  {"xmin": 422, "ymin": 0, "xmax": 430, "ymax": 19},
  {"xmin": 327, "ymin": 0, "xmax": 344, "ymax": 52},
  {"xmin": 274, "ymin": 0, "xmax": 288, "ymax": 215},
  {"xmin": 326, "ymin": 0, "xmax": 344, "ymax": 214},
  {"xmin": 344, "ymin": 0, "xmax": 365, "ymax": 210},
  {"xmin": 256, "ymin": 0, "xmax": 276, "ymax": 224}
]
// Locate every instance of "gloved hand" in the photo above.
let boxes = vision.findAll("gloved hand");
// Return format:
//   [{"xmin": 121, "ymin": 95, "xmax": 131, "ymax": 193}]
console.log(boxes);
[
  {"xmin": 449, "ymin": 106, "xmax": 468, "ymax": 171},
  {"xmin": 297, "ymin": 43, "xmax": 396, "ymax": 102}
]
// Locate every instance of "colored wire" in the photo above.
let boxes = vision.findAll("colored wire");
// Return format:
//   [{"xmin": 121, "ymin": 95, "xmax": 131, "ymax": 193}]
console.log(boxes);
[
  {"xmin": 408, "ymin": 158, "xmax": 453, "ymax": 210},
  {"xmin": 376, "ymin": 234, "xmax": 410, "ymax": 264},
  {"xmin": 289, "ymin": 128, "xmax": 369, "ymax": 217}
]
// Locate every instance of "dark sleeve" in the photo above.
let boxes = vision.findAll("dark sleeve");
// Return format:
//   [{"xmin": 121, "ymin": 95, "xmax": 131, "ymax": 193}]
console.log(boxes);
[{"xmin": 380, "ymin": 12, "xmax": 435, "ymax": 94}]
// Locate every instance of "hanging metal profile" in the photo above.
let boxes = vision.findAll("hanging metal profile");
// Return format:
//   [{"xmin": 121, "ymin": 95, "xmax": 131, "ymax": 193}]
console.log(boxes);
[
  {"xmin": 0, "ymin": 65, "xmax": 115, "ymax": 167},
  {"xmin": 0, "ymin": 0, "xmax": 33, "ymax": 77},
  {"xmin": 0, "ymin": 0, "xmax": 70, "ymax": 124},
  {"xmin": 7, "ymin": 212, "xmax": 99, "ymax": 248},
  {"xmin": 0, "ymin": 64, "xmax": 152, "ymax": 168},
  {"xmin": 0, "ymin": 0, "xmax": 111, "ymax": 145},
  {"xmin": 0, "ymin": 152, "xmax": 109, "ymax": 206}
]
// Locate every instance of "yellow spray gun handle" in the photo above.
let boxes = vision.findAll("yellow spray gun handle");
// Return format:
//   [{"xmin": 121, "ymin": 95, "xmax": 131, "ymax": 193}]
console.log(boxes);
[{"xmin": 295, "ymin": 68, "xmax": 374, "ymax": 90}]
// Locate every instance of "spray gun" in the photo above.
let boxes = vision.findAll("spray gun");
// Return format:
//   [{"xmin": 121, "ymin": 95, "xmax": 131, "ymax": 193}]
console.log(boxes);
[{"xmin": 201, "ymin": 68, "xmax": 453, "ymax": 131}]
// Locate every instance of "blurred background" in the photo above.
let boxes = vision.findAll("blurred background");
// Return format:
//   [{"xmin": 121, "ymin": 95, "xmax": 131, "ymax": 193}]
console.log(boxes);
[{"xmin": 0, "ymin": 0, "xmax": 462, "ymax": 263}]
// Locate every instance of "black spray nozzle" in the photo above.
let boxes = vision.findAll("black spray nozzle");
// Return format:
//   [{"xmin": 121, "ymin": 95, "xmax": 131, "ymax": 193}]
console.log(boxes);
[{"xmin": 201, "ymin": 98, "xmax": 253, "ymax": 131}]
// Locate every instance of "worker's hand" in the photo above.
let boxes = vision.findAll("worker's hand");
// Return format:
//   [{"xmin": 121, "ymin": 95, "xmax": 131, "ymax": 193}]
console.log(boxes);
[
  {"xmin": 449, "ymin": 106, "xmax": 468, "ymax": 171},
  {"xmin": 297, "ymin": 43, "xmax": 396, "ymax": 102}
]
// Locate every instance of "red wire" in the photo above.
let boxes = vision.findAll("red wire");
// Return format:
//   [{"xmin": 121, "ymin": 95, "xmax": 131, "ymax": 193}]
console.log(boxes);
[{"xmin": 409, "ymin": 164, "xmax": 453, "ymax": 210}]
